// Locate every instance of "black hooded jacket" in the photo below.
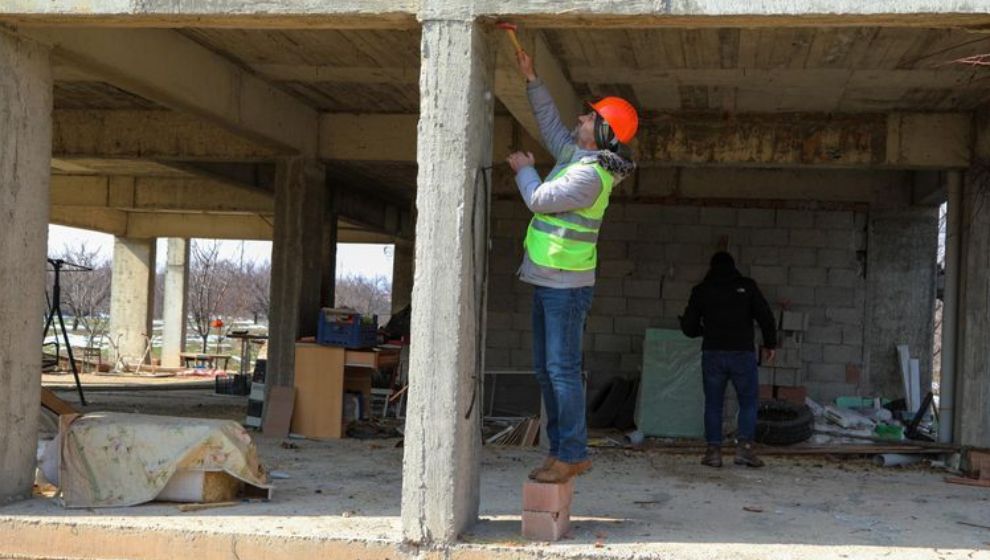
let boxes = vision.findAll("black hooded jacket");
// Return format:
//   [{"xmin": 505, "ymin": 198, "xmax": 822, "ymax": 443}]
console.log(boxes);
[{"xmin": 679, "ymin": 254, "xmax": 777, "ymax": 352}]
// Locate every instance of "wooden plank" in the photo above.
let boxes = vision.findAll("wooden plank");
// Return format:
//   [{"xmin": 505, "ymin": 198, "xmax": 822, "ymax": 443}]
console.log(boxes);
[
  {"xmin": 263, "ymin": 385, "xmax": 295, "ymax": 438},
  {"xmin": 40, "ymin": 387, "xmax": 78, "ymax": 416},
  {"xmin": 290, "ymin": 343, "xmax": 345, "ymax": 439}
]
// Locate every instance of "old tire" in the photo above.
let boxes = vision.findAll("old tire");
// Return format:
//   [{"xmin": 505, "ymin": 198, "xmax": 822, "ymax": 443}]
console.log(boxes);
[{"xmin": 755, "ymin": 400, "xmax": 813, "ymax": 446}]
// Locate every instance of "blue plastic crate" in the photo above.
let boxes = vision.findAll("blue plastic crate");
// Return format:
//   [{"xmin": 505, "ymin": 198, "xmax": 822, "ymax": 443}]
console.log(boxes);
[{"xmin": 317, "ymin": 308, "xmax": 378, "ymax": 348}]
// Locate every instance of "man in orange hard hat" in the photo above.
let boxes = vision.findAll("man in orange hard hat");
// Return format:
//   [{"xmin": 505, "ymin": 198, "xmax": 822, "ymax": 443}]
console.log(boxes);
[{"xmin": 506, "ymin": 49, "xmax": 638, "ymax": 484}]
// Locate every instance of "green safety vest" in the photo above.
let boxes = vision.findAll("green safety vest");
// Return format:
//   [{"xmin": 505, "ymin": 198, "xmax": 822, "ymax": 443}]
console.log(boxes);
[{"xmin": 523, "ymin": 160, "xmax": 615, "ymax": 271}]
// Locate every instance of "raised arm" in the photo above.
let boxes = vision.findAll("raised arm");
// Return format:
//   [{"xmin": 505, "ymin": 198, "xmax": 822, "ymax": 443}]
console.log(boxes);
[{"xmin": 516, "ymin": 50, "xmax": 577, "ymax": 162}]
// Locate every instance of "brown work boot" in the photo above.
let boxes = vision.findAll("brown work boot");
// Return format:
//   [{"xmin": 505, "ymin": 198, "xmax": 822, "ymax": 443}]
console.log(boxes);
[
  {"xmin": 734, "ymin": 442, "xmax": 765, "ymax": 468},
  {"xmin": 533, "ymin": 459, "xmax": 592, "ymax": 483},
  {"xmin": 528, "ymin": 456, "xmax": 557, "ymax": 480},
  {"xmin": 701, "ymin": 445, "xmax": 722, "ymax": 468}
]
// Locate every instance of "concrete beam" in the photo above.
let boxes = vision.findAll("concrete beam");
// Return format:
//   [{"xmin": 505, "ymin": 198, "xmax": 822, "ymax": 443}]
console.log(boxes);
[
  {"xmin": 252, "ymin": 64, "xmax": 419, "ymax": 84},
  {"xmin": 493, "ymin": 29, "xmax": 581, "ymax": 153},
  {"xmin": 319, "ymin": 113, "xmax": 547, "ymax": 163},
  {"xmin": 642, "ymin": 112, "xmax": 971, "ymax": 168},
  {"xmin": 402, "ymin": 18, "xmax": 494, "ymax": 545},
  {"xmin": 0, "ymin": 1, "xmax": 418, "ymax": 28},
  {"xmin": 53, "ymin": 110, "xmax": 278, "ymax": 162},
  {"xmin": 469, "ymin": 1, "xmax": 990, "ymax": 26},
  {"xmin": 0, "ymin": 29, "xmax": 50, "ymax": 505},
  {"xmin": 23, "ymin": 28, "xmax": 318, "ymax": 155},
  {"xmin": 51, "ymin": 175, "xmax": 273, "ymax": 213},
  {"xmin": 126, "ymin": 213, "xmax": 274, "ymax": 240}
]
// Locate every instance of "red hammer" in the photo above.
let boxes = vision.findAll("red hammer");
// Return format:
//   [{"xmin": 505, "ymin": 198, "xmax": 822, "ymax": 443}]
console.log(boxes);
[{"xmin": 496, "ymin": 21, "xmax": 524, "ymax": 53}]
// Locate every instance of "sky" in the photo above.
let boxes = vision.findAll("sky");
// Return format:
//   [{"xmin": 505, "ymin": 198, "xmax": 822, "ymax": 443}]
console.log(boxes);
[{"xmin": 47, "ymin": 225, "xmax": 394, "ymax": 280}]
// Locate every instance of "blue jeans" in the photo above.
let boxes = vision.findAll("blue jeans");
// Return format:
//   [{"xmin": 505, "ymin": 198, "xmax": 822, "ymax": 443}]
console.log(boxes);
[
  {"xmin": 532, "ymin": 286, "xmax": 594, "ymax": 463},
  {"xmin": 702, "ymin": 350, "xmax": 759, "ymax": 445}
]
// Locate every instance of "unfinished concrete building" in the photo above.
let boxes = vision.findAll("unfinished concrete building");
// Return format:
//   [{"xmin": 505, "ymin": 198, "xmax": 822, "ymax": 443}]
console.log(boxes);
[{"xmin": 2, "ymin": 0, "xmax": 990, "ymax": 557}]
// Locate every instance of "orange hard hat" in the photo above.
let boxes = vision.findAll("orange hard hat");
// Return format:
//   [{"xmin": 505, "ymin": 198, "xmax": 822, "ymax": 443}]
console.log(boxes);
[{"xmin": 589, "ymin": 96, "xmax": 639, "ymax": 144}]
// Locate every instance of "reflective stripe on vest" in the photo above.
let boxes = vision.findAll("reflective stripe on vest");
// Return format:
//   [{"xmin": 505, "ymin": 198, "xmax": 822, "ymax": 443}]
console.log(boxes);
[{"xmin": 523, "ymin": 161, "xmax": 614, "ymax": 271}]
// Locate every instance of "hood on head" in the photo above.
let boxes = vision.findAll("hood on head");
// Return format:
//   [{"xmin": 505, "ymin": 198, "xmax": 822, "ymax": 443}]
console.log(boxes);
[{"xmin": 705, "ymin": 251, "xmax": 741, "ymax": 281}]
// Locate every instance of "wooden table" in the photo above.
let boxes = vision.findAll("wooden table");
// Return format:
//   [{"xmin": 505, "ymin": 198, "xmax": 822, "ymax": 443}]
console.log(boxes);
[
  {"xmin": 291, "ymin": 343, "xmax": 400, "ymax": 439},
  {"xmin": 179, "ymin": 353, "xmax": 232, "ymax": 370}
]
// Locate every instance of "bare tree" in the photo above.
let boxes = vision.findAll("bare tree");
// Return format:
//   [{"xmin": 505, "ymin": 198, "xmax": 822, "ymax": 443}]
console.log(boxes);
[
  {"xmin": 336, "ymin": 273, "xmax": 392, "ymax": 321},
  {"xmin": 246, "ymin": 260, "xmax": 271, "ymax": 323},
  {"xmin": 49, "ymin": 242, "xmax": 112, "ymax": 349},
  {"xmin": 188, "ymin": 240, "xmax": 232, "ymax": 351}
]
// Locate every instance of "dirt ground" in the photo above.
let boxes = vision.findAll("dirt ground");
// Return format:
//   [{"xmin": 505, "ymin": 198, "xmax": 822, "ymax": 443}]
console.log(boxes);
[{"xmin": 16, "ymin": 381, "xmax": 989, "ymax": 559}]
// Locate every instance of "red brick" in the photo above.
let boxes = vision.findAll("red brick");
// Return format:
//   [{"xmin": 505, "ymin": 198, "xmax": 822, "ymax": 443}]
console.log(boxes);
[
  {"xmin": 522, "ymin": 509, "xmax": 570, "ymax": 541},
  {"xmin": 522, "ymin": 479, "xmax": 573, "ymax": 513},
  {"xmin": 776, "ymin": 385, "xmax": 807, "ymax": 405},
  {"xmin": 845, "ymin": 363, "xmax": 862, "ymax": 384},
  {"xmin": 759, "ymin": 384, "xmax": 774, "ymax": 400}
]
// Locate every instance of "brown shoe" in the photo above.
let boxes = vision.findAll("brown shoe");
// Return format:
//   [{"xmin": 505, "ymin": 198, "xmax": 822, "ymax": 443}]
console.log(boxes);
[
  {"xmin": 533, "ymin": 459, "xmax": 592, "ymax": 483},
  {"xmin": 701, "ymin": 445, "xmax": 722, "ymax": 468},
  {"xmin": 528, "ymin": 456, "xmax": 557, "ymax": 480},
  {"xmin": 734, "ymin": 442, "xmax": 765, "ymax": 468}
]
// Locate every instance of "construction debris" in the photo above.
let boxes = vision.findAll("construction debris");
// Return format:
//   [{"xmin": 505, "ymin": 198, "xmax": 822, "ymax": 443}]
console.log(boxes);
[{"xmin": 488, "ymin": 417, "xmax": 540, "ymax": 447}]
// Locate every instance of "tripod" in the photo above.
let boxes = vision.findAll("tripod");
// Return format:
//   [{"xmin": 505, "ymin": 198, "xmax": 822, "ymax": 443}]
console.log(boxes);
[{"xmin": 43, "ymin": 258, "xmax": 87, "ymax": 406}]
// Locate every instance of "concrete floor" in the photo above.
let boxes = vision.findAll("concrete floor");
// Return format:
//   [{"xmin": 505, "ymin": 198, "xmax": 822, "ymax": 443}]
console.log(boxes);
[{"xmin": 7, "ymin": 383, "xmax": 988, "ymax": 559}]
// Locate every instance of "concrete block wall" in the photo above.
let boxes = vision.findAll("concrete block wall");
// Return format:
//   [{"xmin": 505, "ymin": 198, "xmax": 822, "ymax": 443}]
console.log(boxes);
[{"xmin": 486, "ymin": 200, "xmax": 874, "ymax": 403}]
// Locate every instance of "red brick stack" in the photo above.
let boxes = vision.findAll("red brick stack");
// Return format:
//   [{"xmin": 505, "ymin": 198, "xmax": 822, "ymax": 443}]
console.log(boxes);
[{"xmin": 521, "ymin": 478, "xmax": 573, "ymax": 541}]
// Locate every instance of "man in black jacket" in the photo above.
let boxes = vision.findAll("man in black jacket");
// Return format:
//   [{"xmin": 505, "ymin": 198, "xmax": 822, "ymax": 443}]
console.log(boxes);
[{"xmin": 680, "ymin": 251, "xmax": 777, "ymax": 468}]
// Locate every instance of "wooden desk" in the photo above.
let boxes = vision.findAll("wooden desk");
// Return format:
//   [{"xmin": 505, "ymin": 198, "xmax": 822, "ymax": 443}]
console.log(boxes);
[
  {"xmin": 291, "ymin": 344, "xmax": 397, "ymax": 439},
  {"xmin": 179, "ymin": 353, "xmax": 232, "ymax": 370}
]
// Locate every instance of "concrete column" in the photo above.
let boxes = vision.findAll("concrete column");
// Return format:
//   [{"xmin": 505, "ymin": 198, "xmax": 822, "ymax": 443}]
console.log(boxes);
[
  {"xmin": 0, "ymin": 30, "xmax": 52, "ymax": 503},
  {"xmin": 956, "ymin": 110, "xmax": 990, "ymax": 445},
  {"xmin": 401, "ymin": 19, "xmax": 495, "ymax": 544},
  {"xmin": 109, "ymin": 237, "xmax": 157, "ymax": 364},
  {"xmin": 322, "ymin": 175, "xmax": 339, "ymax": 309},
  {"xmin": 265, "ymin": 158, "xmax": 328, "ymax": 391},
  {"xmin": 391, "ymin": 240, "xmax": 414, "ymax": 313},
  {"xmin": 863, "ymin": 207, "xmax": 938, "ymax": 398},
  {"xmin": 161, "ymin": 238, "xmax": 190, "ymax": 368}
]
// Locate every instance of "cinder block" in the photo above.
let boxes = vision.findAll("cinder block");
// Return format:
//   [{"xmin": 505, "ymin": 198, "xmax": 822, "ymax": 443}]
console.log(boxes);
[
  {"xmin": 845, "ymin": 363, "xmax": 862, "ymax": 384},
  {"xmin": 776, "ymin": 209, "xmax": 814, "ymax": 228},
  {"xmin": 751, "ymin": 228, "xmax": 789, "ymax": 247},
  {"xmin": 614, "ymin": 316, "xmax": 651, "ymax": 336},
  {"xmin": 789, "ymin": 267, "xmax": 827, "ymax": 287},
  {"xmin": 662, "ymin": 299, "xmax": 690, "ymax": 319},
  {"xmin": 602, "ymin": 221, "xmax": 639, "ymax": 241},
  {"xmin": 776, "ymin": 286, "xmax": 816, "ymax": 305},
  {"xmin": 781, "ymin": 310, "xmax": 808, "ymax": 332},
  {"xmin": 658, "ymin": 206, "xmax": 700, "ymax": 225},
  {"xmin": 790, "ymin": 229, "xmax": 827, "ymax": 248},
  {"xmin": 620, "ymin": 352, "xmax": 642, "ymax": 372},
  {"xmin": 749, "ymin": 265, "xmax": 788, "ymax": 286},
  {"xmin": 624, "ymin": 297, "xmax": 664, "ymax": 318},
  {"xmin": 586, "ymin": 315, "xmax": 614, "ymax": 334},
  {"xmin": 595, "ymin": 334, "xmax": 631, "ymax": 353},
  {"xmin": 591, "ymin": 296, "xmax": 626, "ymax": 316},
  {"xmin": 814, "ymin": 211, "xmax": 854, "ymax": 230},
  {"xmin": 822, "ymin": 344, "xmax": 862, "ymax": 364},
  {"xmin": 522, "ymin": 509, "xmax": 571, "ymax": 541},
  {"xmin": 738, "ymin": 208, "xmax": 776, "ymax": 227},
  {"xmin": 765, "ymin": 367, "xmax": 800, "ymax": 386},
  {"xmin": 598, "ymin": 260, "xmax": 636, "ymax": 278},
  {"xmin": 824, "ymin": 229, "xmax": 856, "ymax": 250},
  {"xmin": 806, "ymin": 325, "xmax": 842, "ymax": 344},
  {"xmin": 523, "ymin": 479, "xmax": 574, "ymax": 513},
  {"xmin": 806, "ymin": 362, "xmax": 846, "ymax": 383},
  {"xmin": 674, "ymin": 224, "xmax": 713, "ymax": 245},
  {"xmin": 825, "ymin": 307, "xmax": 862, "ymax": 325},
  {"xmin": 778, "ymin": 247, "xmax": 817, "ymax": 267},
  {"xmin": 623, "ymin": 278, "xmax": 661, "ymax": 299},
  {"xmin": 817, "ymin": 248, "xmax": 854, "ymax": 268},
  {"xmin": 597, "ymin": 240, "xmax": 627, "ymax": 260},
  {"xmin": 740, "ymin": 245, "xmax": 780, "ymax": 266},
  {"xmin": 828, "ymin": 268, "xmax": 860, "ymax": 287},
  {"xmin": 841, "ymin": 324, "xmax": 864, "ymax": 345},
  {"xmin": 815, "ymin": 287, "xmax": 855, "ymax": 307},
  {"xmin": 700, "ymin": 207, "xmax": 737, "ymax": 226}
]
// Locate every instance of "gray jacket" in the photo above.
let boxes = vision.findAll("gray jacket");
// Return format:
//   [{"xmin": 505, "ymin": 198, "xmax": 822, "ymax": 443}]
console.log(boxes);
[{"xmin": 516, "ymin": 78, "xmax": 614, "ymax": 289}]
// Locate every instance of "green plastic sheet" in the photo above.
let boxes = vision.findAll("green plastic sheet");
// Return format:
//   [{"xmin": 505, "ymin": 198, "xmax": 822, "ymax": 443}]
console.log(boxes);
[{"xmin": 635, "ymin": 328, "xmax": 705, "ymax": 438}]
